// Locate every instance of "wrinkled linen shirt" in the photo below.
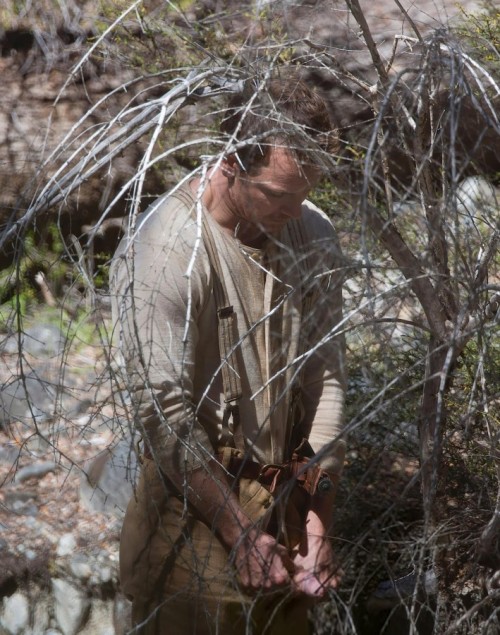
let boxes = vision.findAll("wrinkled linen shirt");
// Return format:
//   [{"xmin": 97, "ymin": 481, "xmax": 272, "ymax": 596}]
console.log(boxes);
[{"xmin": 110, "ymin": 185, "xmax": 346, "ymax": 477}]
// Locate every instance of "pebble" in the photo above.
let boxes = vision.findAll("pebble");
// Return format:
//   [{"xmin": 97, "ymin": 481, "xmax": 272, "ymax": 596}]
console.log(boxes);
[
  {"xmin": 98, "ymin": 567, "xmax": 112, "ymax": 585},
  {"xmin": 52, "ymin": 579, "xmax": 90, "ymax": 635},
  {"xmin": 456, "ymin": 176, "xmax": 497, "ymax": 215},
  {"xmin": 23, "ymin": 324, "xmax": 66, "ymax": 358},
  {"xmin": 0, "ymin": 592, "xmax": 29, "ymax": 634},
  {"xmin": 15, "ymin": 461, "xmax": 58, "ymax": 483},
  {"xmin": 69, "ymin": 555, "xmax": 92, "ymax": 581},
  {"xmin": 56, "ymin": 534, "xmax": 77, "ymax": 558}
]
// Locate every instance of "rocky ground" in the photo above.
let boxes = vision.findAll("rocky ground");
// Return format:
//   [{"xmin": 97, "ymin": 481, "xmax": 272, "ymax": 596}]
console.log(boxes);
[{"xmin": 0, "ymin": 308, "xmax": 135, "ymax": 634}]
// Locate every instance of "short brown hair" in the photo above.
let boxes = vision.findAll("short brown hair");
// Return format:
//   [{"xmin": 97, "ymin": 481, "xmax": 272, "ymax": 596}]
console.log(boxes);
[{"xmin": 220, "ymin": 69, "xmax": 339, "ymax": 172}]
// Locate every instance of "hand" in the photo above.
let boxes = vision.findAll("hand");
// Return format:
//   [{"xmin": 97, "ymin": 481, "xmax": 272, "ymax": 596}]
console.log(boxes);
[
  {"xmin": 233, "ymin": 529, "xmax": 295, "ymax": 595},
  {"xmin": 292, "ymin": 534, "xmax": 342, "ymax": 599}
]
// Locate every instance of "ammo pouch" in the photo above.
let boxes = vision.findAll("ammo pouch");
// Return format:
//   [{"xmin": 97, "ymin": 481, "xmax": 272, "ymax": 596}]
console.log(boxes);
[{"xmin": 217, "ymin": 439, "xmax": 331, "ymax": 549}]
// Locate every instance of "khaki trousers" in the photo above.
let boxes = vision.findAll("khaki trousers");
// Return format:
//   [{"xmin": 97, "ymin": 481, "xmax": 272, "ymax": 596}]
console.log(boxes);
[{"xmin": 120, "ymin": 460, "xmax": 312, "ymax": 635}]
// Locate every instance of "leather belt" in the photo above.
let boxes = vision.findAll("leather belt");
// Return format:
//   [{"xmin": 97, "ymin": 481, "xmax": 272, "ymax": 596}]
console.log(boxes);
[
  {"xmin": 218, "ymin": 447, "xmax": 328, "ymax": 497},
  {"xmin": 142, "ymin": 441, "xmax": 334, "ymax": 497}
]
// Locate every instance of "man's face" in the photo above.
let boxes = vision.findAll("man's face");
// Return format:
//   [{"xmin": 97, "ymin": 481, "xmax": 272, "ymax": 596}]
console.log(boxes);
[{"xmin": 227, "ymin": 146, "xmax": 320, "ymax": 239}]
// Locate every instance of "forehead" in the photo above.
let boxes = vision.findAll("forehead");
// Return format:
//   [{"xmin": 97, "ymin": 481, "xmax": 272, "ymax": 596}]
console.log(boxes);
[{"xmin": 252, "ymin": 146, "xmax": 319, "ymax": 184}]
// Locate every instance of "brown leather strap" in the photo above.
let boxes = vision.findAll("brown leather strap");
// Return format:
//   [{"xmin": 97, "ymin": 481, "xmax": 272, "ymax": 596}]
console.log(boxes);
[
  {"xmin": 218, "ymin": 444, "xmax": 325, "ymax": 496},
  {"xmin": 172, "ymin": 186, "xmax": 243, "ymax": 447}
]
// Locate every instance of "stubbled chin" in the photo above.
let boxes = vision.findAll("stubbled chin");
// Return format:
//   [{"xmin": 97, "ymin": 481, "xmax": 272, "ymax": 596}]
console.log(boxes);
[{"xmin": 264, "ymin": 221, "xmax": 287, "ymax": 234}]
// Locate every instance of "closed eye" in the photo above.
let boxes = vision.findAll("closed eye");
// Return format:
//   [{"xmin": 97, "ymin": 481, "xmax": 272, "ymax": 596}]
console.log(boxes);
[{"xmin": 262, "ymin": 186, "xmax": 287, "ymax": 198}]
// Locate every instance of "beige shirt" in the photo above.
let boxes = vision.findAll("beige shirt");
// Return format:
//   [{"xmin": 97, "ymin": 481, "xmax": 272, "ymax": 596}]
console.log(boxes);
[{"xmin": 110, "ymin": 185, "xmax": 346, "ymax": 476}]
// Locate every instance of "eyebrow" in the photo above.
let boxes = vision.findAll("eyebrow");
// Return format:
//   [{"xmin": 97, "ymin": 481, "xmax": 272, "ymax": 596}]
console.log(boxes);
[{"xmin": 258, "ymin": 182, "xmax": 311, "ymax": 195}]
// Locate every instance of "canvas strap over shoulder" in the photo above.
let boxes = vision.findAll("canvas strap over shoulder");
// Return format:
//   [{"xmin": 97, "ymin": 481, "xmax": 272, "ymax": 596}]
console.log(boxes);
[
  {"xmin": 172, "ymin": 186, "xmax": 243, "ymax": 444},
  {"xmin": 201, "ymin": 210, "xmax": 243, "ymax": 438}
]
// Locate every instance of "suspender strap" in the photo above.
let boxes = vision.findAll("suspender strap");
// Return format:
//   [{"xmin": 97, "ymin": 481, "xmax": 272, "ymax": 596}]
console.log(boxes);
[
  {"xmin": 202, "ymin": 216, "xmax": 243, "ymax": 406},
  {"xmin": 172, "ymin": 187, "xmax": 243, "ymax": 440}
]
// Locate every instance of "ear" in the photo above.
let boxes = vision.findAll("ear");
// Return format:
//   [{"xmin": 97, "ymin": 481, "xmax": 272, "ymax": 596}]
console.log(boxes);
[{"xmin": 221, "ymin": 154, "xmax": 239, "ymax": 179}]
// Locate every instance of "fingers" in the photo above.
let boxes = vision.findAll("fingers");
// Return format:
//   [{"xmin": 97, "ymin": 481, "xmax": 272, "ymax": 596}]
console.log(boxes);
[
  {"xmin": 292, "ymin": 570, "xmax": 340, "ymax": 599},
  {"xmin": 234, "ymin": 530, "xmax": 343, "ymax": 599},
  {"xmin": 291, "ymin": 552, "xmax": 343, "ymax": 599},
  {"xmin": 234, "ymin": 533, "xmax": 294, "ymax": 594}
]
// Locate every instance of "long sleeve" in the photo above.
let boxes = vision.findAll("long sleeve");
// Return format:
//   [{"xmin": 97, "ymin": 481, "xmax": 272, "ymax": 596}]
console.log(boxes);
[
  {"xmin": 110, "ymin": 194, "xmax": 215, "ymax": 475},
  {"xmin": 294, "ymin": 208, "xmax": 347, "ymax": 475}
]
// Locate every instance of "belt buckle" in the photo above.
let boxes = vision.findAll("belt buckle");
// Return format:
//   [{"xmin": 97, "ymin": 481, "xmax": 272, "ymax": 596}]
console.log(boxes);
[
  {"xmin": 258, "ymin": 463, "xmax": 286, "ymax": 494},
  {"xmin": 258, "ymin": 463, "xmax": 282, "ymax": 477}
]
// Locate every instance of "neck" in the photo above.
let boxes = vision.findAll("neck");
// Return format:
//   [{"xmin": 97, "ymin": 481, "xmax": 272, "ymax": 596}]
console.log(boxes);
[{"xmin": 190, "ymin": 169, "xmax": 266, "ymax": 248}]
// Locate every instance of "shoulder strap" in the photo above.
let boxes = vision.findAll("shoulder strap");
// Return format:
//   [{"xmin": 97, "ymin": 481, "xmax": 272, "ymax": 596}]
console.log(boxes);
[
  {"xmin": 201, "ymin": 214, "xmax": 243, "ymax": 407},
  {"xmin": 172, "ymin": 186, "xmax": 242, "ymax": 441}
]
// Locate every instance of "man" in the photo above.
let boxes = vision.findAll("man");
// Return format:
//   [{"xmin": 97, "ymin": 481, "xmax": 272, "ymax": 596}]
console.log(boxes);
[{"xmin": 110, "ymin": 70, "xmax": 346, "ymax": 634}]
